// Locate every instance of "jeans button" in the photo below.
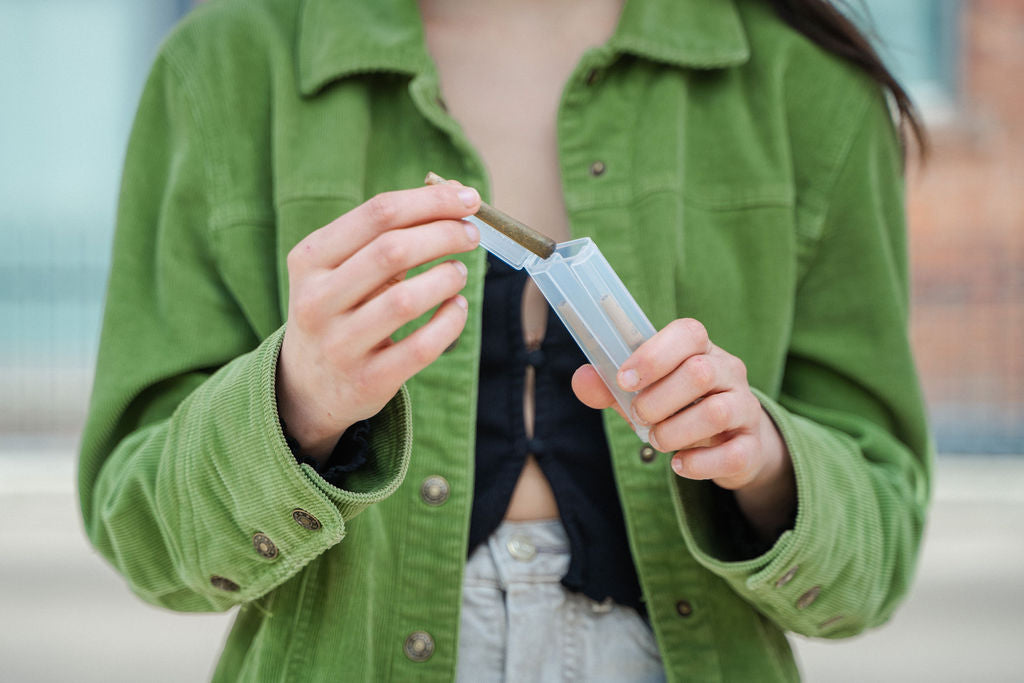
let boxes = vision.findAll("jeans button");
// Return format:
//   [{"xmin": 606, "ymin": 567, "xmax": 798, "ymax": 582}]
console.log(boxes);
[{"xmin": 506, "ymin": 534, "xmax": 537, "ymax": 561}]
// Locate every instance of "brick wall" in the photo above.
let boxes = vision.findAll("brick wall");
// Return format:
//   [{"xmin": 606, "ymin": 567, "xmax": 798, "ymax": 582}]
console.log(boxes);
[{"xmin": 906, "ymin": 0, "xmax": 1024, "ymax": 452}]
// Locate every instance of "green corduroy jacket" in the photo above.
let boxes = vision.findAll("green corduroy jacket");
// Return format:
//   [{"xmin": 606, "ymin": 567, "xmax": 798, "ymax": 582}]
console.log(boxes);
[{"xmin": 79, "ymin": 0, "xmax": 933, "ymax": 680}]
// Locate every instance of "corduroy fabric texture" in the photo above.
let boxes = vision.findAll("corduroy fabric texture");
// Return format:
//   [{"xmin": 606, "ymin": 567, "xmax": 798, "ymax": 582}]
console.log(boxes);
[{"xmin": 78, "ymin": 0, "xmax": 933, "ymax": 680}]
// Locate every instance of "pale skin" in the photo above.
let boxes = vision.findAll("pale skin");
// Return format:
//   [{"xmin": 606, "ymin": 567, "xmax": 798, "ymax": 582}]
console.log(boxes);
[
  {"xmin": 277, "ymin": 0, "xmax": 796, "ymax": 542},
  {"xmin": 276, "ymin": 183, "xmax": 483, "ymax": 458}
]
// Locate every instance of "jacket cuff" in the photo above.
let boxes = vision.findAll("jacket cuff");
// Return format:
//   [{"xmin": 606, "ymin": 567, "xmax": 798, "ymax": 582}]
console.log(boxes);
[
  {"xmin": 670, "ymin": 387, "xmax": 866, "ymax": 637},
  {"xmin": 290, "ymin": 419, "xmax": 373, "ymax": 486},
  {"xmin": 179, "ymin": 325, "xmax": 412, "ymax": 604}
]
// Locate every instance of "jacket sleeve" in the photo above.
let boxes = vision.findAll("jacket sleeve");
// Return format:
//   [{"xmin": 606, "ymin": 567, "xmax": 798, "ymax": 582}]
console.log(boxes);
[
  {"xmin": 671, "ymin": 93, "xmax": 933, "ymax": 638},
  {"xmin": 78, "ymin": 50, "xmax": 412, "ymax": 613}
]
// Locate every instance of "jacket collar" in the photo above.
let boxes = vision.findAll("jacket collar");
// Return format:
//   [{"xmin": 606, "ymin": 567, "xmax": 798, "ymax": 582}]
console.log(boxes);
[{"xmin": 298, "ymin": 0, "xmax": 750, "ymax": 96}]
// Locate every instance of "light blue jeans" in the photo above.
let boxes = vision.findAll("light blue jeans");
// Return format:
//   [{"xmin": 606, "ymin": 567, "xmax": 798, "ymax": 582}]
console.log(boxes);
[{"xmin": 456, "ymin": 519, "xmax": 667, "ymax": 682}]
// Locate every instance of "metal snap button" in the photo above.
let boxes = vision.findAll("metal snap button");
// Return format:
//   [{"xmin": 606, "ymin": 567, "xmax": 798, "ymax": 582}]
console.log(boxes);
[
  {"xmin": 818, "ymin": 615, "xmax": 844, "ymax": 631},
  {"xmin": 210, "ymin": 575, "xmax": 240, "ymax": 592},
  {"xmin": 775, "ymin": 566, "xmax": 799, "ymax": 587},
  {"xmin": 675, "ymin": 599, "xmax": 693, "ymax": 617},
  {"xmin": 639, "ymin": 445, "xmax": 657, "ymax": 463},
  {"xmin": 292, "ymin": 509, "xmax": 321, "ymax": 531},
  {"xmin": 420, "ymin": 475, "xmax": 450, "ymax": 506},
  {"xmin": 796, "ymin": 586, "xmax": 821, "ymax": 610},
  {"xmin": 589, "ymin": 161, "xmax": 607, "ymax": 177},
  {"xmin": 404, "ymin": 631, "xmax": 435, "ymax": 662},
  {"xmin": 506, "ymin": 534, "xmax": 537, "ymax": 561},
  {"xmin": 252, "ymin": 533, "xmax": 279, "ymax": 560}
]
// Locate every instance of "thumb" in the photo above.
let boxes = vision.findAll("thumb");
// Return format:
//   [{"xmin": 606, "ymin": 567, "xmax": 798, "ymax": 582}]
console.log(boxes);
[{"xmin": 571, "ymin": 364, "xmax": 616, "ymax": 410}]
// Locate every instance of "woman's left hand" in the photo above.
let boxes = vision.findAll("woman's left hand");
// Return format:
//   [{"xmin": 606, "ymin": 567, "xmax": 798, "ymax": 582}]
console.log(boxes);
[{"xmin": 572, "ymin": 318, "xmax": 795, "ymax": 532}]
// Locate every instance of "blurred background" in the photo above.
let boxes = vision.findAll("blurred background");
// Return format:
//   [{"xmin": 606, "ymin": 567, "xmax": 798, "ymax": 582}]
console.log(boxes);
[{"xmin": 1, "ymin": 0, "xmax": 1021, "ymax": 680}]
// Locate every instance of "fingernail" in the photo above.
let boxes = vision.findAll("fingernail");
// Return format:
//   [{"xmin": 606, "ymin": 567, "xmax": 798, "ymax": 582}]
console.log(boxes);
[
  {"xmin": 671, "ymin": 456, "xmax": 684, "ymax": 476},
  {"xmin": 648, "ymin": 432, "xmax": 662, "ymax": 452},
  {"xmin": 452, "ymin": 260, "xmax": 467, "ymax": 276},
  {"xmin": 458, "ymin": 187, "xmax": 480, "ymax": 208},
  {"xmin": 463, "ymin": 220, "xmax": 480, "ymax": 243},
  {"xmin": 454, "ymin": 295, "xmax": 468, "ymax": 310},
  {"xmin": 631, "ymin": 407, "xmax": 648, "ymax": 426},
  {"xmin": 619, "ymin": 368, "xmax": 639, "ymax": 390}
]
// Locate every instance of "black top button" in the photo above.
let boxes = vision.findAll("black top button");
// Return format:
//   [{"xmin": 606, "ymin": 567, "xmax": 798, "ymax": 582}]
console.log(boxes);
[
  {"xmin": 526, "ymin": 438, "xmax": 546, "ymax": 456},
  {"xmin": 525, "ymin": 348, "xmax": 545, "ymax": 367},
  {"xmin": 292, "ymin": 509, "xmax": 322, "ymax": 531},
  {"xmin": 589, "ymin": 161, "xmax": 607, "ymax": 177},
  {"xmin": 253, "ymin": 533, "xmax": 279, "ymax": 560},
  {"xmin": 210, "ymin": 575, "xmax": 240, "ymax": 592}
]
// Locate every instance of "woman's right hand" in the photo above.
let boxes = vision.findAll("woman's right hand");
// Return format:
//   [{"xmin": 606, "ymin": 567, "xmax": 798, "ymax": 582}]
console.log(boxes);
[{"xmin": 276, "ymin": 183, "xmax": 482, "ymax": 462}]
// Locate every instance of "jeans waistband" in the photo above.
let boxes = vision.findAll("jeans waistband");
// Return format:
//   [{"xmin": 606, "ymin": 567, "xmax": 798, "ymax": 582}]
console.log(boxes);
[{"xmin": 467, "ymin": 519, "xmax": 570, "ymax": 587}]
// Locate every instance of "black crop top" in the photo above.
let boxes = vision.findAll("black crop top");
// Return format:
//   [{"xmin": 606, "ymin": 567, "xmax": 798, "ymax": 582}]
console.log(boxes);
[{"xmin": 470, "ymin": 254, "xmax": 643, "ymax": 611}]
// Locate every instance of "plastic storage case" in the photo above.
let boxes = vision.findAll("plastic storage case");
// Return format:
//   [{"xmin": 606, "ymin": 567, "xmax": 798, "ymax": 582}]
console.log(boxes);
[{"xmin": 467, "ymin": 215, "xmax": 657, "ymax": 441}]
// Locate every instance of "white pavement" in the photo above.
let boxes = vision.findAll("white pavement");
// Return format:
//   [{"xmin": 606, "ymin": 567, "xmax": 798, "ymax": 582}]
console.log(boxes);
[{"xmin": 1, "ymin": 443, "xmax": 1022, "ymax": 682}]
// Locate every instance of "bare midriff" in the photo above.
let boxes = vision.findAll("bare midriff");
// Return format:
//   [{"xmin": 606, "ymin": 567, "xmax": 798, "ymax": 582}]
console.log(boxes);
[{"xmin": 420, "ymin": 0, "xmax": 624, "ymax": 521}]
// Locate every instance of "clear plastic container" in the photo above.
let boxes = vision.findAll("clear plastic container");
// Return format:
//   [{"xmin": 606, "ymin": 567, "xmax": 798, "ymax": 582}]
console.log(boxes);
[{"xmin": 467, "ymin": 215, "xmax": 656, "ymax": 441}]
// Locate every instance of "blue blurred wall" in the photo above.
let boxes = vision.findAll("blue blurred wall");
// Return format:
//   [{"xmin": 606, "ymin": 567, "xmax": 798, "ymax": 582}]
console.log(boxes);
[{"xmin": 1, "ymin": 1, "xmax": 185, "ymax": 432}]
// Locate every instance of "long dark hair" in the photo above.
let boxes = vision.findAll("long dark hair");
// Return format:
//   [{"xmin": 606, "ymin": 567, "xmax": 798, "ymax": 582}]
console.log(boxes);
[{"xmin": 765, "ymin": 0, "xmax": 928, "ymax": 157}]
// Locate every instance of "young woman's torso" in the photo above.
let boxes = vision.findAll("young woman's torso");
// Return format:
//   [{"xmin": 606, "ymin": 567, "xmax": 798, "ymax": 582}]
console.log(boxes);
[{"xmin": 419, "ymin": 0, "xmax": 625, "ymax": 520}]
